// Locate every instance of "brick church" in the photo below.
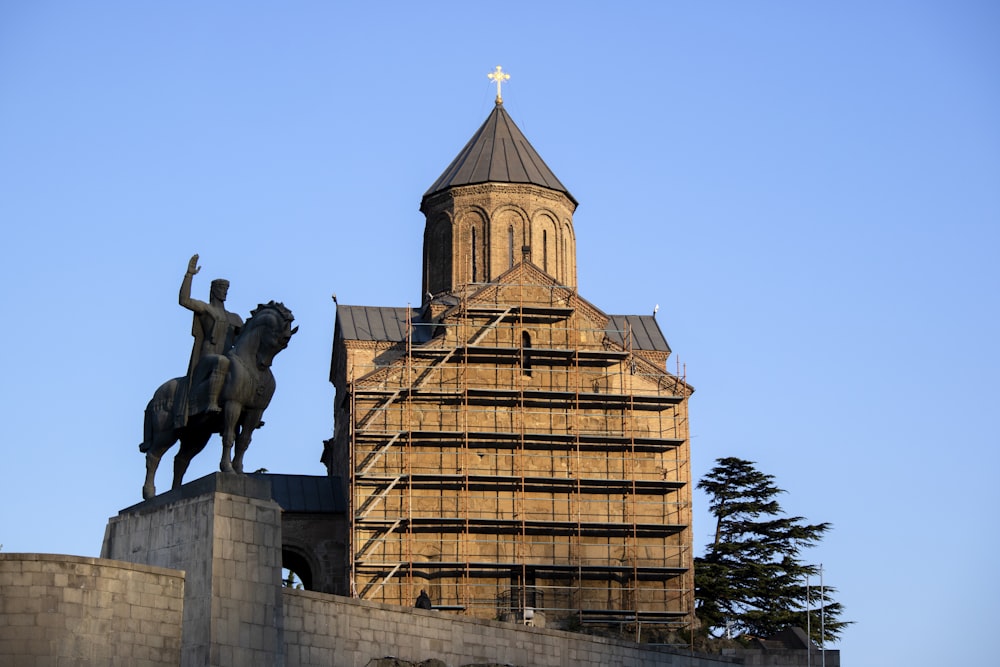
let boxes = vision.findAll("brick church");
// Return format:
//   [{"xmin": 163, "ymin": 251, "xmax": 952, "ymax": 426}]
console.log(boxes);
[
  {"xmin": 2, "ymin": 77, "xmax": 845, "ymax": 667},
  {"xmin": 325, "ymin": 85, "xmax": 695, "ymax": 632}
]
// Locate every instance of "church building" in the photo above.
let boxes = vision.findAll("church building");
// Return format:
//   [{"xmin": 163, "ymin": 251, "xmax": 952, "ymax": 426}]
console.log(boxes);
[{"xmin": 327, "ymin": 82, "xmax": 694, "ymax": 633}]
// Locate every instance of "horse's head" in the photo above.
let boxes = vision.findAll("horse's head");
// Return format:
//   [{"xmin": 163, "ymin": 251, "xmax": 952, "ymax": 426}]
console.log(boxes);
[{"xmin": 236, "ymin": 301, "xmax": 297, "ymax": 368}]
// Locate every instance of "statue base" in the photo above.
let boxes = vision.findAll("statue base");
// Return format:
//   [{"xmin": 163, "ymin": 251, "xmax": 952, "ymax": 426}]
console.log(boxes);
[{"xmin": 102, "ymin": 473, "xmax": 283, "ymax": 667}]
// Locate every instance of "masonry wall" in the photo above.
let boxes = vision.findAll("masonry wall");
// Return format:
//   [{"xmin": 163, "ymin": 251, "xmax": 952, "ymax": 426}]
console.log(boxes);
[
  {"xmin": 2, "ymin": 475, "xmax": 834, "ymax": 667},
  {"xmin": 101, "ymin": 473, "xmax": 284, "ymax": 667},
  {"xmin": 339, "ymin": 274, "xmax": 693, "ymax": 627},
  {"xmin": 281, "ymin": 511, "xmax": 349, "ymax": 595},
  {"xmin": 0, "ymin": 553, "xmax": 183, "ymax": 666},
  {"xmin": 282, "ymin": 589, "xmax": 735, "ymax": 667},
  {"xmin": 740, "ymin": 650, "xmax": 840, "ymax": 667},
  {"xmin": 420, "ymin": 183, "xmax": 579, "ymax": 295}
]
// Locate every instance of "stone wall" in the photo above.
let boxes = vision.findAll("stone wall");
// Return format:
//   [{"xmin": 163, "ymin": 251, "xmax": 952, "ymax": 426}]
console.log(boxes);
[
  {"xmin": 282, "ymin": 589, "xmax": 737, "ymax": 667},
  {"xmin": 740, "ymin": 650, "xmax": 840, "ymax": 667},
  {"xmin": 101, "ymin": 473, "xmax": 284, "ymax": 667},
  {"xmin": 420, "ymin": 182, "xmax": 578, "ymax": 296},
  {"xmin": 337, "ymin": 273, "xmax": 694, "ymax": 622},
  {"xmin": 281, "ymin": 511, "xmax": 348, "ymax": 595},
  {"xmin": 0, "ymin": 553, "xmax": 183, "ymax": 666},
  {"xmin": 1, "ymin": 475, "xmax": 835, "ymax": 667}
]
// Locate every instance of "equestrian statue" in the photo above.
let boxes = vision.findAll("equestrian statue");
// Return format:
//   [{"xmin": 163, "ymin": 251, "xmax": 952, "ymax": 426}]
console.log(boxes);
[{"xmin": 139, "ymin": 255, "xmax": 297, "ymax": 500}]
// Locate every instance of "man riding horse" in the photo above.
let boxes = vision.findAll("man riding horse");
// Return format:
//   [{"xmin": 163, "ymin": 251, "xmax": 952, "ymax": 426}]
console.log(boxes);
[
  {"xmin": 139, "ymin": 255, "xmax": 296, "ymax": 499},
  {"xmin": 176, "ymin": 254, "xmax": 244, "ymax": 425}
]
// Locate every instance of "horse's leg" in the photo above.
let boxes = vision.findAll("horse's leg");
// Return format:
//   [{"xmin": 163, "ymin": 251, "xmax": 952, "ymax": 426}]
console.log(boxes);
[
  {"xmin": 143, "ymin": 433, "xmax": 179, "ymax": 500},
  {"xmin": 143, "ymin": 450, "xmax": 162, "ymax": 500},
  {"xmin": 142, "ymin": 419, "xmax": 178, "ymax": 501},
  {"xmin": 219, "ymin": 400, "xmax": 242, "ymax": 474},
  {"xmin": 140, "ymin": 378, "xmax": 184, "ymax": 500},
  {"xmin": 173, "ymin": 429, "xmax": 213, "ymax": 490},
  {"xmin": 232, "ymin": 409, "xmax": 263, "ymax": 474}
]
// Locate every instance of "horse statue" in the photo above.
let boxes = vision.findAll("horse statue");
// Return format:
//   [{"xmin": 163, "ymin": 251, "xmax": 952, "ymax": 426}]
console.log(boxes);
[{"xmin": 139, "ymin": 301, "xmax": 297, "ymax": 500}]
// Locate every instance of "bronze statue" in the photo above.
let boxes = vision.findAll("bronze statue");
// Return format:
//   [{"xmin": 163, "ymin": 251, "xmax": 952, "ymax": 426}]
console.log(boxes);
[
  {"xmin": 178, "ymin": 254, "xmax": 244, "ymax": 417},
  {"xmin": 139, "ymin": 257, "xmax": 297, "ymax": 500}
]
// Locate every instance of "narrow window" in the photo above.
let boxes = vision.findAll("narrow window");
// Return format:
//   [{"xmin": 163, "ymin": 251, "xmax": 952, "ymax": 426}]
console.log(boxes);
[
  {"xmin": 508, "ymin": 226, "xmax": 515, "ymax": 269},
  {"xmin": 471, "ymin": 227, "xmax": 478, "ymax": 282},
  {"xmin": 521, "ymin": 330, "xmax": 532, "ymax": 377},
  {"xmin": 542, "ymin": 230, "xmax": 548, "ymax": 273}
]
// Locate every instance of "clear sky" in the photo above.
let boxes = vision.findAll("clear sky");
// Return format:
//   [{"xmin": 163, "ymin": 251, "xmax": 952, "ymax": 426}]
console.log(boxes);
[{"xmin": 1, "ymin": 2, "xmax": 997, "ymax": 665}]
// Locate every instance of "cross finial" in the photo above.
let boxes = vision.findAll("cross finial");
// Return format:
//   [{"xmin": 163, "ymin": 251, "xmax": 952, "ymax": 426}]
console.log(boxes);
[{"xmin": 488, "ymin": 65, "xmax": 510, "ymax": 104}]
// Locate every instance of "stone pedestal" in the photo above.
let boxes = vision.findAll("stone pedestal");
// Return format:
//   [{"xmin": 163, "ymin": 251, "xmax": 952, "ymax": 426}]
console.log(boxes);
[{"xmin": 102, "ymin": 473, "xmax": 283, "ymax": 667}]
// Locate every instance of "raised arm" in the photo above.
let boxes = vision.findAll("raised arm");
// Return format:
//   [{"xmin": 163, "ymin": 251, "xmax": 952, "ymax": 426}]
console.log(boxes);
[{"xmin": 179, "ymin": 254, "xmax": 207, "ymax": 312}]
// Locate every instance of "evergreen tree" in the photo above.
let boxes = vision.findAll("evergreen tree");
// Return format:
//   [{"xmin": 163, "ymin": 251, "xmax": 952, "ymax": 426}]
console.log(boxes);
[{"xmin": 695, "ymin": 457, "xmax": 848, "ymax": 643}]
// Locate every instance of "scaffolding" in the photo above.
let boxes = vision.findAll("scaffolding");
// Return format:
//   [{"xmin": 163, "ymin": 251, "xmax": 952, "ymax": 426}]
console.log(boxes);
[{"xmin": 342, "ymin": 281, "xmax": 693, "ymax": 633}]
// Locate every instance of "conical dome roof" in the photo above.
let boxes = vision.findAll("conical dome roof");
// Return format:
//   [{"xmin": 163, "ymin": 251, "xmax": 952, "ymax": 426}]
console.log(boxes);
[{"xmin": 423, "ymin": 103, "xmax": 576, "ymax": 205}]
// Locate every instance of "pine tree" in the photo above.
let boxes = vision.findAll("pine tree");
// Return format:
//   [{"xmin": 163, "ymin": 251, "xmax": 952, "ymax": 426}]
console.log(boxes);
[{"xmin": 695, "ymin": 457, "xmax": 848, "ymax": 643}]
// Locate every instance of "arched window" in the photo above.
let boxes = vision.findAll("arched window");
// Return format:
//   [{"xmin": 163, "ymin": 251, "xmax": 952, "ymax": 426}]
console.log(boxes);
[
  {"xmin": 471, "ymin": 227, "xmax": 478, "ymax": 282},
  {"xmin": 508, "ymin": 226, "xmax": 515, "ymax": 269},
  {"xmin": 428, "ymin": 220, "xmax": 452, "ymax": 294},
  {"xmin": 542, "ymin": 229, "xmax": 548, "ymax": 273}
]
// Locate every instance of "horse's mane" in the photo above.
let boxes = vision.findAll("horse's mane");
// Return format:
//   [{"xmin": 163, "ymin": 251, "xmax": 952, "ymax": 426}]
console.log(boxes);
[
  {"xmin": 233, "ymin": 301, "xmax": 295, "ymax": 351},
  {"xmin": 248, "ymin": 301, "xmax": 294, "ymax": 326}
]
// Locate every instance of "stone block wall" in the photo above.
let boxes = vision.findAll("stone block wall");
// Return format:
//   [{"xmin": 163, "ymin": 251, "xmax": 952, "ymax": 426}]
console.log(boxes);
[
  {"xmin": 420, "ymin": 183, "xmax": 579, "ymax": 296},
  {"xmin": 340, "ymin": 274, "xmax": 694, "ymax": 622},
  {"xmin": 101, "ymin": 473, "xmax": 283, "ymax": 667},
  {"xmin": 2, "ymin": 475, "xmax": 832, "ymax": 667},
  {"xmin": 281, "ymin": 511, "xmax": 349, "ymax": 595},
  {"xmin": 282, "ymin": 589, "xmax": 737, "ymax": 667},
  {"xmin": 740, "ymin": 649, "xmax": 840, "ymax": 667},
  {"xmin": 0, "ymin": 553, "xmax": 183, "ymax": 666}
]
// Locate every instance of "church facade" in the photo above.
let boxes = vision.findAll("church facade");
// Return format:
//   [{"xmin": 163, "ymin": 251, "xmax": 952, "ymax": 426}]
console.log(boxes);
[{"xmin": 327, "ymin": 99, "xmax": 695, "ymax": 632}]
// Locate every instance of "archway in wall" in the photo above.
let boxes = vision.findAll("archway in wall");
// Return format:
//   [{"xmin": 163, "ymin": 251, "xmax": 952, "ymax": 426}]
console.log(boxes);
[{"xmin": 282, "ymin": 547, "xmax": 314, "ymax": 591}]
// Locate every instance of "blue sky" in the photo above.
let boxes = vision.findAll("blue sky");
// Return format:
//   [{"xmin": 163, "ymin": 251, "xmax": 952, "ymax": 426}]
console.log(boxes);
[{"xmin": 1, "ymin": 3, "xmax": 997, "ymax": 665}]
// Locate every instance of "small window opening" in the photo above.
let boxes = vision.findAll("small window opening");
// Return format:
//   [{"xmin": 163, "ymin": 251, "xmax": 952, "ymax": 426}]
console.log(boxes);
[
  {"xmin": 521, "ymin": 330, "xmax": 532, "ymax": 377},
  {"xmin": 542, "ymin": 230, "xmax": 548, "ymax": 273},
  {"xmin": 471, "ymin": 227, "xmax": 478, "ymax": 282}
]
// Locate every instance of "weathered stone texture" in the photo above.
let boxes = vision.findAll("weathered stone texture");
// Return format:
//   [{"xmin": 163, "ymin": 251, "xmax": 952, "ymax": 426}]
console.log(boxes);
[
  {"xmin": 421, "ymin": 183, "xmax": 578, "ymax": 297},
  {"xmin": 335, "ymin": 268, "xmax": 694, "ymax": 625},
  {"xmin": 282, "ymin": 590, "xmax": 739, "ymax": 667},
  {"xmin": 282, "ymin": 510, "xmax": 349, "ymax": 594},
  {"xmin": 101, "ymin": 473, "xmax": 283, "ymax": 667},
  {"xmin": 0, "ymin": 553, "xmax": 183, "ymax": 666}
]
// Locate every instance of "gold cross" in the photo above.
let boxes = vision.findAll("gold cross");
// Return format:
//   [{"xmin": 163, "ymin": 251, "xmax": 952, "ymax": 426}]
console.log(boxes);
[{"xmin": 488, "ymin": 65, "xmax": 510, "ymax": 104}]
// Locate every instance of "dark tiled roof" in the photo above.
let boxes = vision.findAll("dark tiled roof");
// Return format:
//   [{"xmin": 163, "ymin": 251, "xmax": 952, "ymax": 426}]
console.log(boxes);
[
  {"xmin": 423, "ymin": 103, "xmax": 576, "ymax": 205},
  {"xmin": 336, "ymin": 306, "xmax": 667, "ymax": 352},
  {"xmin": 606, "ymin": 315, "xmax": 671, "ymax": 353},
  {"xmin": 253, "ymin": 474, "xmax": 346, "ymax": 513},
  {"xmin": 337, "ymin": 305, "xmax": 413, "ymax": 341}
]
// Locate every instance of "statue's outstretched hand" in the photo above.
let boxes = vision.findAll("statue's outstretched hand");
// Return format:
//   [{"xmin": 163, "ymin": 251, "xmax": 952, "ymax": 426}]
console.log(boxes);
[{"xmin": 187, "ymin": 254, "xmax": 201, "ymax": 276}]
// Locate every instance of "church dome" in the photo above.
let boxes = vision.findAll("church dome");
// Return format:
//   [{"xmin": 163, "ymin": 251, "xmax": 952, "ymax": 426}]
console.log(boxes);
[
  {"xmin": 423, "ymin": 102, "xmax": 577, "ymax": 206},
  {"xmin": 420, "ymin": 100, "xmax": 578, "ymax": 299}
]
